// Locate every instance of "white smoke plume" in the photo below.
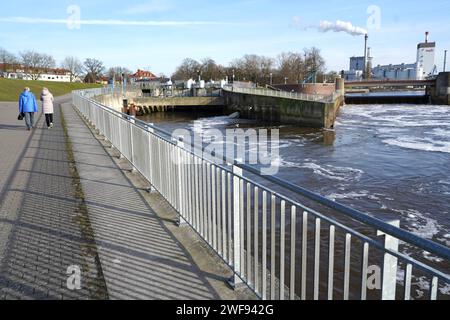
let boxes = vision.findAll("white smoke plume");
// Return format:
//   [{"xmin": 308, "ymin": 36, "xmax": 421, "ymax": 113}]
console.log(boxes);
[{"xmin": 318, "ymin": 20, "xmax": 367, "ymax": 36}]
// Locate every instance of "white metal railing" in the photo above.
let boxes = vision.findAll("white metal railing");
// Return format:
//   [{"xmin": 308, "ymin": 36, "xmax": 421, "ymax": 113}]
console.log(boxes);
[
  {"xmin": 72, "ymin": 88, "xmax": 450, "ymax": 300},
  {"xmin": 223, "ymin": 85, "xmax": 337, "ymax": 103}
]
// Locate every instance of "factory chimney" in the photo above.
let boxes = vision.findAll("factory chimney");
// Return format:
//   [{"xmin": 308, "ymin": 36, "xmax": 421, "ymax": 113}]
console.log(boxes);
[
  {"xmin": 425, "ymin": 31, "xmax": 429, "ymax": 43},
  {"xmin": 363, "ymin": 34, "xmax": 369, "ymax": 79}
]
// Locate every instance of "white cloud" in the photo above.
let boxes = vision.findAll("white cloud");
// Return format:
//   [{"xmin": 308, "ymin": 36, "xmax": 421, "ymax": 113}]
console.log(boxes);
[
  {"xmin": 123, "ymin": 1, "xmax": 172, "ymax": 15},
  {"xmin": 0, "ymin": 17, "xmax": 230, "ymax": 27}
]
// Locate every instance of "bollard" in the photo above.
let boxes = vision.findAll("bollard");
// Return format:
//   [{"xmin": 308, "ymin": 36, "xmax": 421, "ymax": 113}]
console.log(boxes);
[{"xmin": 377, "ymin": 220, "xmax": 400, "ymax": 300}]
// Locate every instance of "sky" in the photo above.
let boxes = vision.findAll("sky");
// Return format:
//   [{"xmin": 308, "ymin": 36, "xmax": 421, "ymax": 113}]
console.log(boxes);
[{"xmin": 0, "ymin": 0, "xmax": 449, "ymax": 76}]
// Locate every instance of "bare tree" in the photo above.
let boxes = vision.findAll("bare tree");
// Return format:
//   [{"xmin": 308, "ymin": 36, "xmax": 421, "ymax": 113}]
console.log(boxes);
[
  {"xmin": 304, "ymin": 47, "xmax": 326, "ymax": 82},
  {"xmin": 0, "ymin": 48, "xmax": 18, "ymax": 76},
  {"xmin": 230, "ymin": 54, "xmax": 274, "ymax": 85},
  {"xmin": 20, "ymin": 51, "xmax": 56, "ymax": 80},
  {"xmin": 173, "ymin": 49, "xmax": 327, "ymax": 86},
  {"xmin": 61, "ymin": 56, "xmax": 83, "ymax": 82},
  {"xmin": 83, "ymin": 58, "xmax": 105, "ymax": 83},
  {"xmin": 200, "ymin": 58, "xmax": 224, "ymax": 81},
  {"xmin": 172, "ymin": 58, "xmax": 202, "ymax": 81},
  {"xmin": 277, "ymin": 52, "xmax": 305, "ymax": 84},
  {"xmin": 107, "ymin": 66, "xmax": 132, "ymax": 82}
]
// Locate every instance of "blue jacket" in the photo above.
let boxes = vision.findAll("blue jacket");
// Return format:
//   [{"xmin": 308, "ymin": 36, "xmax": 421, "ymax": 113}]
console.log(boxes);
[{"xmin": 19, "ymin": 91, "xmax": 38, "ymax": 113}]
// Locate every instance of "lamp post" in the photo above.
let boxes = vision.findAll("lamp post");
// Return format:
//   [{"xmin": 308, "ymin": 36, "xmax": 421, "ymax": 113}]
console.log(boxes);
[{"xmin": 270, "ymin": 73, "xmax": 273, "ymax": 85}]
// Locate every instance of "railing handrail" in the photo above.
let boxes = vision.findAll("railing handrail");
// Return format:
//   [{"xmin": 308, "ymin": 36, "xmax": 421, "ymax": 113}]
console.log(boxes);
[
  {"xmin": 74, "ymin": 87, "xmax": 450, "ymax": 263},
  {"xmin": 223, "ymin": 84, "xmax": 336, "ymax": 103}
]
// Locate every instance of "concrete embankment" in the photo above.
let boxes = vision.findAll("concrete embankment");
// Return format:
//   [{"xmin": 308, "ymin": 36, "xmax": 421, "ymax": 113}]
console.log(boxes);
[{"xmin": 223, "ymin": 91, "xmax": 343, "ymax": 129}]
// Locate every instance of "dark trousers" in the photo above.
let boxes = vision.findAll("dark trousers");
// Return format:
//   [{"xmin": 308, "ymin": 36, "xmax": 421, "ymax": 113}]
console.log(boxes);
[{"xmin": 45, "ymin": 114, "xmax": 54, "ymax": 127}]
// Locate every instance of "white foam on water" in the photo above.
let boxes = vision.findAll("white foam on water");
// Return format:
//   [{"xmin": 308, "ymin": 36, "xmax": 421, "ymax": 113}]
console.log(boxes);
[
  {"xmin": 393, "ymin": 209, "xmax": 442, "ymax": 241},
  {"xmin": 299, "ymin": 161, "xmax": 364, "ymax": 182},
  {"xmin": 428, "ymin": 128, "xmax": 450, "ymax": 138},
  {"xmin": 327, "ymin": 190, "xmax": 370, "ymax": 201},
  {"xmin": 383, "ymin": 136, "xmax": 450, "ymax": 154},
  {"xmin": 410, "ymin": 276, "xmax": 450, "ymax": 297}
]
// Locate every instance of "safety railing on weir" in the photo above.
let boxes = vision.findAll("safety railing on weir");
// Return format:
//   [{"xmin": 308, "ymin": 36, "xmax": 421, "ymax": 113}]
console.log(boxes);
[
  {"xmin": 72, "ymin": 87, "xmax": 450, "ymax": 300},
  {"xmin": 222, "ymin": 84, "xmax": 337, "ymax": 103}
]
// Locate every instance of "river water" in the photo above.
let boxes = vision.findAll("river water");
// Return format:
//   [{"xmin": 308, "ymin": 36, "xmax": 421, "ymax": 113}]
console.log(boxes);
[{"xmin": 138, "ymin": 103, "xmax": 450, "ymax": 299}]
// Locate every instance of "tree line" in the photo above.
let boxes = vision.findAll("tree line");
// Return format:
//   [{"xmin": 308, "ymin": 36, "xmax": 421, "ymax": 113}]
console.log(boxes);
[
  {"xmin": 172, "ymin": 47, "xmax": 338, "ymax": 85},
  {"xmin": 1, "ymin": 46, "xmax": 338, "ymax": 85},
  {"xmin": 0, "ymin": 47, "xmax": 132, "ymax": 83}
]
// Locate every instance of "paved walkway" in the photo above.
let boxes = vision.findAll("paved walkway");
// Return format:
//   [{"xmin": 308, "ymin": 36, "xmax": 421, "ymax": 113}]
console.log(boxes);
[
  {"xmin": 0, "ymin": 95, "xmax": 255, "ymax": 300},
  {"xmin": 0, "ymin": 96, "xmax": 107, "ymax": 299}
]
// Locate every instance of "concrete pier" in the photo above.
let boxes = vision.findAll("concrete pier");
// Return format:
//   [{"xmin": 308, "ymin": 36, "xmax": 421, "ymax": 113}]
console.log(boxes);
[
  {"xmin": 223, "ymin": 79, "xmax": 344, "ymax": 129},
  {"xmin": 428, "ymin": 72, "xmax": 450, "ymax": 105}
]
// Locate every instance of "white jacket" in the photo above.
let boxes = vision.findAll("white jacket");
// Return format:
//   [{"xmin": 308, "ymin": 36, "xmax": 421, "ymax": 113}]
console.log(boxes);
[{"xmin": 40, "ymin": 89, "xmax": 54, "ymax": 114}]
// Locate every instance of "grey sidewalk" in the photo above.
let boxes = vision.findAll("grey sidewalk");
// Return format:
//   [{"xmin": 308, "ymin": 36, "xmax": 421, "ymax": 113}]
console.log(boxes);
[
  {"xmin": 0, "ymin": 96, "xmax": 107, "ymax": 299},
  {"xmin": 62, "ymin": 101, "xmax": 255, "ymax": 300}
]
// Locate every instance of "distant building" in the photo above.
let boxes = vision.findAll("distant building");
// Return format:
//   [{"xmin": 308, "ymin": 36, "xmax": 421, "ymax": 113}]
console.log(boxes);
[
  {"xmin": 0, "ymin": 63, "xmax": 76, "ymax": 82},
  {"xmin": 416, "ymin": 32, "xmax": 436, "ymax": 79},
  {"xmin": 342, "ymin": 69, "xmax": 363, "ymax": 81},
  {"xmin": 130, "ymin": 69, "xmax": 158, "ymax": 83},
  {"xmin": 372, "ymin": 63, "xmax": 418, "ymax": 80},
  {"xmin": 349, "ymin": 56, "xmax": 366, "ymax": 72}
]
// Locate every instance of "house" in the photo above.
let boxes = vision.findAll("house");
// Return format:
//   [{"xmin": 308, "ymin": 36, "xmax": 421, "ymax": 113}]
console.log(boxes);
[
  {"xmin": 0, "ymin": 63, "xmax": 78, "ymax": 82},
  {"xmin": 130, "ymin": 69, "xmax": 158, "ymax": 83}
]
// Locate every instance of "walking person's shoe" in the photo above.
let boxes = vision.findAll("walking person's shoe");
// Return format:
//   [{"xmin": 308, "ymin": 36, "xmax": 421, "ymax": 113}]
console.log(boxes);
[{"xmin": 50, "ymin": 123, "xmax": 54, "ymax": 128}]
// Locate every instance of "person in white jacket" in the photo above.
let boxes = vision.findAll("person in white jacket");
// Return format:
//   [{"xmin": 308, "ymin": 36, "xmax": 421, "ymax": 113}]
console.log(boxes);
[{"xmin": 40, "ymin": 87, "xmax": 54, "ymax": 129}]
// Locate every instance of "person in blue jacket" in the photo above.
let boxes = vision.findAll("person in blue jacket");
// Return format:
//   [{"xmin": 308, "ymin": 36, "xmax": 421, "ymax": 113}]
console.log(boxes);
[{"xmin": 19, "ymin": 87, "xmax": 38, "ymax": 131}]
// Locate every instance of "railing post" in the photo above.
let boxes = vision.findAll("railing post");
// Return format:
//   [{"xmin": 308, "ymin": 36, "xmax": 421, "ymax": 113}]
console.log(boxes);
[
  {"xmin": 145, "ymin": 124, "xmax": 155, "ymax": 192},
  {"xmin": 177, "ymin": 139, "xmax": 187, "ymax": 227},
  {"xmin": 129, "ymin": 116, "xmax": 137, "ymax": 173},
  {"xmin": 377, "ymin": 220, "xmax": 400, "ymax": 300},
  {"xmin": 228, "ymin": 162, "xmax": 244, "ymax": 289}
]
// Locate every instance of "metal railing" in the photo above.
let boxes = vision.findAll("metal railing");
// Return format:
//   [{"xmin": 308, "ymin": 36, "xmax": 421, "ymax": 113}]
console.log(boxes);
[
  {"xmin": 72, "ymin": 88, "xmax": 450, "ymax": 300},
  {"xmin": 223, "ymin": 85, "xmax": 337, "ymax": 103}
]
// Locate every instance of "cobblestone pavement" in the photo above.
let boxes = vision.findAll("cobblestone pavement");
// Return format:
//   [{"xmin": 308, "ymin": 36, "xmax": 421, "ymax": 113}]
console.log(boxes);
[{"xmin": 0, "ymin": 97, "xmax": 107, "ymax": 300}]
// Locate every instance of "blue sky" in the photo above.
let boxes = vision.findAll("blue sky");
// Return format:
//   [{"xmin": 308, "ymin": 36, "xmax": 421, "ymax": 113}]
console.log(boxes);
[{"xmin": 0, "ymin": 0, "xmax": 449, "ymax": 75}]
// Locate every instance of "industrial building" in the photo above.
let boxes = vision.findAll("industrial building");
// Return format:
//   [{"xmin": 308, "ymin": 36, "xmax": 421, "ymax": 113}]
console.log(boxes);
[{"xmin": 344, "ymin": 32, "xmax": 437, "ymax": 81}]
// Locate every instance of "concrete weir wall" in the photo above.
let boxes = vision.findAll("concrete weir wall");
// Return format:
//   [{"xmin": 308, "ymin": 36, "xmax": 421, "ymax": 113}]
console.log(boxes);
[
  {"xmin": 428, "ymin": 72, "xmax": 450, "ymax": 105},
  {"xmin": 223, "ymin": 91, "xmax": 343, "ymax": 129}
]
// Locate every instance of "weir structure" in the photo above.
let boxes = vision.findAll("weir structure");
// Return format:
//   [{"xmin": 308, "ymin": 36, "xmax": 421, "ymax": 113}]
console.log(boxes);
[
  {"xmin": 94, "ymin": 78, "xmax": 345, "ymax": 129},
  {"xmin": 72, "ymin": 87, "xmax": 450, "ymax": 300},
  {"xmin": 345, "ymin": 72, "xmax": 450, "ymax": 105}
]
